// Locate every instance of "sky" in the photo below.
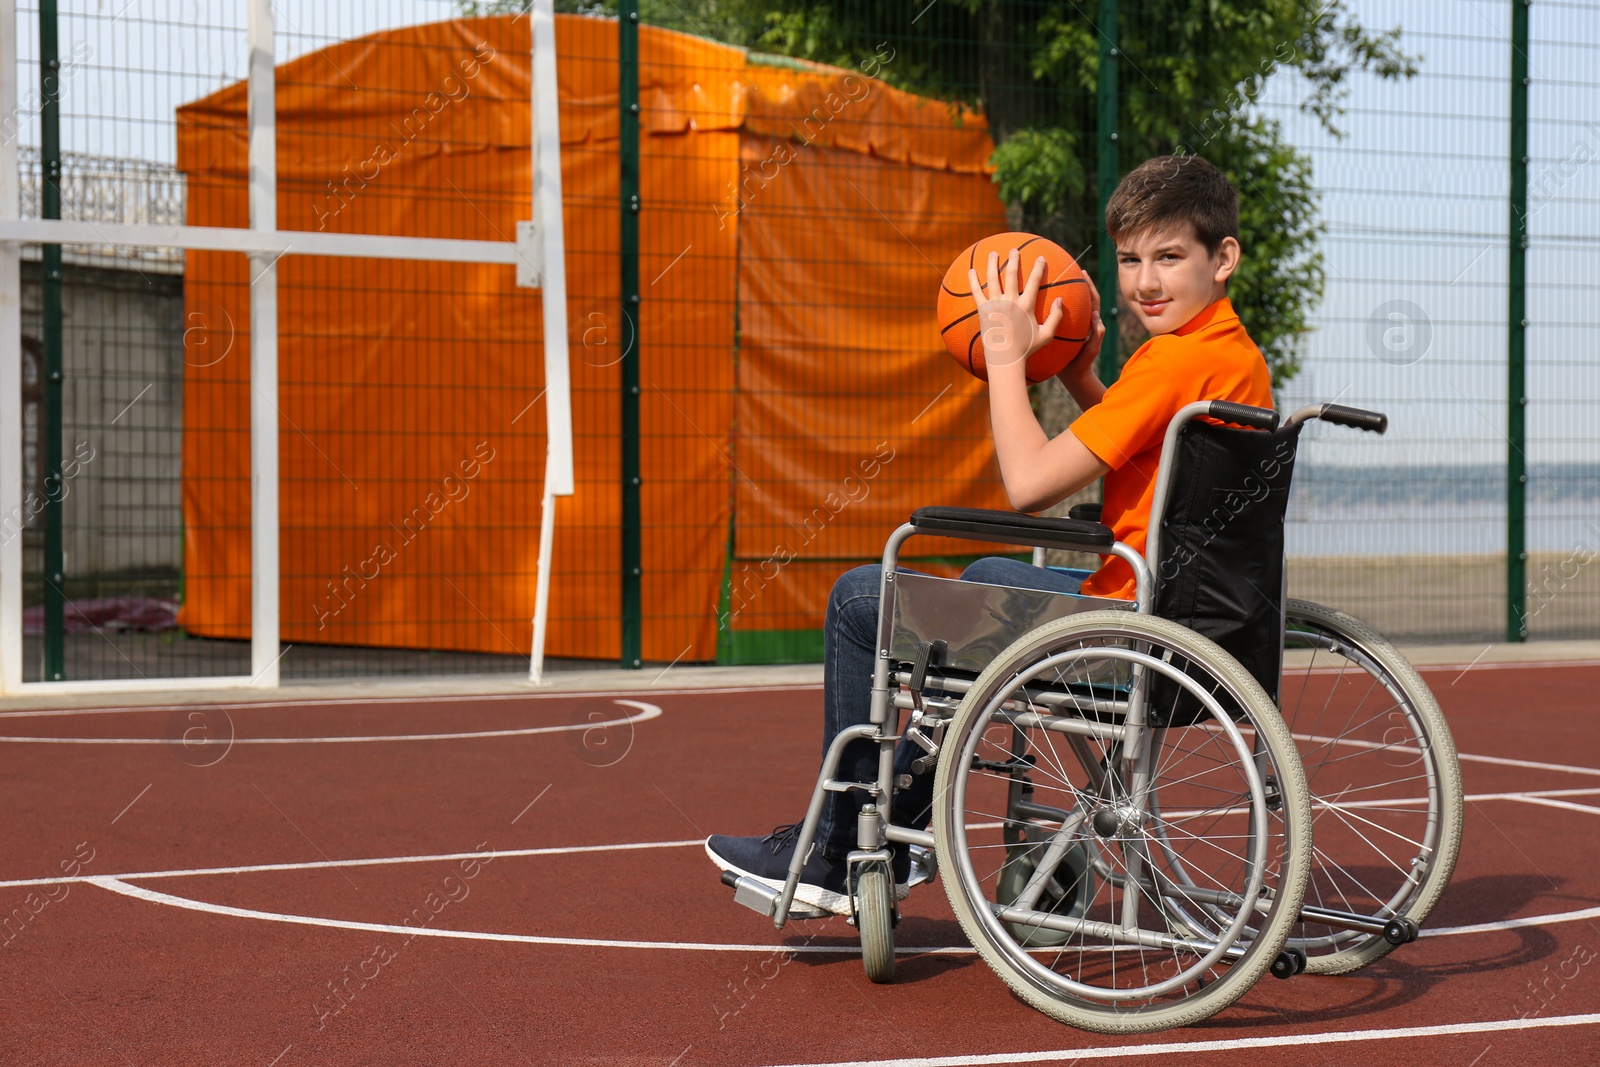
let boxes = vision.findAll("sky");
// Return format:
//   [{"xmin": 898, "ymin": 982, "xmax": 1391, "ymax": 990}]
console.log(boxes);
[
  {"xmin": 10, "ymin": 0, "xmax": 464, "ymax": 162},
  {"xmin": 1263, "ymin": 0, "xmax": 1600, "ymax": 474}
]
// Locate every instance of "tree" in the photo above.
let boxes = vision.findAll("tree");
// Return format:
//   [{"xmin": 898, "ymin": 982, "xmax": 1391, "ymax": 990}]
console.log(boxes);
[{"xmin": 457, "ymin": 0, "xmax": 1417, "ymax": 386}]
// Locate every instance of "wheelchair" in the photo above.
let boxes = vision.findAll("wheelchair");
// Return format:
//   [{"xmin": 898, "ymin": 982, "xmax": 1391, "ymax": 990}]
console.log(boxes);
[{"xmin": 718, "ymin": 400, "xmax": 1463, "ymax": 1033}]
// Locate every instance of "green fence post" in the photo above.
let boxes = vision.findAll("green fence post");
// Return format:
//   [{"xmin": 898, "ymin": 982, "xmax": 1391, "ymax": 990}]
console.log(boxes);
[
  {"xmin": 40, "ymin": 0, "xmax": 65, "ymax": 680},
  {"xmin": 619, "ymin": 0, "xmax": 642, "ymax": 668},
  {"xmin": 1507, "ymin": 0, "xmax": 1528, "ymax": 642},
  {"xmin": 1094, "ymin": 0, "xmax": 1120, "ymax": 385}
]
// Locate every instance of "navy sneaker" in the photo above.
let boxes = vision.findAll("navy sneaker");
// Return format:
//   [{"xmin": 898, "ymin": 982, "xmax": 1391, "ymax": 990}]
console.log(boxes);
[{"xmin": 706, "ymin": 824, "xmax": 909, "ymax": 916}]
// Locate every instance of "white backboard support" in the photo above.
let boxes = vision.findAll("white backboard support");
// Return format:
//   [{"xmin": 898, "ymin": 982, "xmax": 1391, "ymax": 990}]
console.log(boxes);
[{"xmin": 527, "ymin": 0, "xmax": 573, "ymax": 684}]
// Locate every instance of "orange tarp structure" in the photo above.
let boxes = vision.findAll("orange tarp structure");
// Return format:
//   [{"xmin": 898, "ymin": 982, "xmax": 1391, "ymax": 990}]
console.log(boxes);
[{"xmin": 177, "ymin": 15, "xmax": 1010, "ymax": 661}]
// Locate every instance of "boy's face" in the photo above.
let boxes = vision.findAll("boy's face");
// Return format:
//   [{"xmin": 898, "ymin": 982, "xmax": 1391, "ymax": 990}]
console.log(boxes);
[{"xmin": 1115, "ymin": 223, "xmax": 1241, "ymax": 335}]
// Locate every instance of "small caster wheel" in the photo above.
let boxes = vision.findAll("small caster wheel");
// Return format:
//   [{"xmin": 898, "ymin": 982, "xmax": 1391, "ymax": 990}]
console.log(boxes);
[
  {"xmin": 856, "ymin": 862, "xmax": 896, "ymax": 984},
  {"xmin": 1382, "ymin": 918, "xmax": 1417, "ymax": 946},
  {"xmin": 1271, "ymin": 946, "xmax": 1307, "ymax": 979}
]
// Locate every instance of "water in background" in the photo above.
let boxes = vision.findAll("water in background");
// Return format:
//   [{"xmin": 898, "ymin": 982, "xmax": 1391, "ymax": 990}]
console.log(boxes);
[{"xmin": 1287, "ymin": 463, "xmax": 1599, "ymax": 556}]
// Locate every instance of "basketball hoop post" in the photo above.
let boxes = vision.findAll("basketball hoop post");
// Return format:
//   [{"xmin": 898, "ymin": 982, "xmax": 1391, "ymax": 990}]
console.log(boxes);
[{"xmin": 527, "ymin": 0, "xmax": 573, "ymax": 684}]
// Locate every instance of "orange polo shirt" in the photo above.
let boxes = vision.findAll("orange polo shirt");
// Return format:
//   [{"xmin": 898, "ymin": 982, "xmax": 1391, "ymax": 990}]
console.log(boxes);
[{"xmin": 1068, "ymin": 297, "xmax": 1272, "ymax": 600}]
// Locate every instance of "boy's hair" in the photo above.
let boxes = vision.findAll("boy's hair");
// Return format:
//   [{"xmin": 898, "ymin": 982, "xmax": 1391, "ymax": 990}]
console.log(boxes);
[{"xmin": 1104, "ymin": 154, "xmax": 1239, "ymax": 255}]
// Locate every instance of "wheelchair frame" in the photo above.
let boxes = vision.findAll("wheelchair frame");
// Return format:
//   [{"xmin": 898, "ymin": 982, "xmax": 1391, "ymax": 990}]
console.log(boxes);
[{"xmin": 719, "ymin": 399, "xmax": 1462, "ymax": 1032}]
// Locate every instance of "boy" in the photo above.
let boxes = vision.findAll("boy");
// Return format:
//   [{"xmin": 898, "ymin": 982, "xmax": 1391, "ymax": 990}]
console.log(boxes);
[{"xmin": 705, "ymin": 154, "xmax": 1273, "ymax": 915}]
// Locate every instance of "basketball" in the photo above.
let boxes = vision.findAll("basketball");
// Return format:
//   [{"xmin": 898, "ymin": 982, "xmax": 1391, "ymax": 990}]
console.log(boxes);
[{"xmin": 937, "ymin": 232, "xmax": 1095, "ymax": 383}]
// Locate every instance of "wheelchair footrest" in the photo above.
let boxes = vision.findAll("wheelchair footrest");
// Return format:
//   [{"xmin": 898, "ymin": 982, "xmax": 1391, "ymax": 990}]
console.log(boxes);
[{"xmin": 719, "ymin": 870, "xmax": 829, "ymax": 920}]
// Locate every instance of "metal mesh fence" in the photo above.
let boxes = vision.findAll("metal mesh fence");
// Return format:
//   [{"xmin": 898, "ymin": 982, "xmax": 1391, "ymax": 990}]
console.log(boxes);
[
  {"xmin": 4, "ymin": 1, "xmax": 1597, "ymax": 687},
  {"xmin": 12, "ymin": 0, "xmax": 240, "ymax": 681},
  {"xmin": 1265, "ymin": 3, "xmax": 1515, "ymax": 641},
  {"xmin": 640, "ymin": 0, "xmax": 1600, "ymax": 650},
  {"xmin": 640, "ymin": 1, "xmax": 1106, "ymax": 663},
  {"xmin": 11, "ymin": 1, "xmax": 545, "ymax": 682}
]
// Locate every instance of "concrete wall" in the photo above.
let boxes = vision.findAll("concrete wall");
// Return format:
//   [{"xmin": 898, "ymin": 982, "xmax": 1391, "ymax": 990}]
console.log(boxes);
[{"xmin": 19, "ymin": 259, "xmax": 186, "ymax": 595}]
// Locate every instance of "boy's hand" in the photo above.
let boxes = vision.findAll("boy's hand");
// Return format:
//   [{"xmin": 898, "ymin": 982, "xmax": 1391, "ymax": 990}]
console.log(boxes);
[
  {"xmin": 1059, "ymin": 273, "xmax": 1107, "ymax": 385},
  {"xmin": 967, "ymin": 248, "xmax": 1065, "ymax": 373}
]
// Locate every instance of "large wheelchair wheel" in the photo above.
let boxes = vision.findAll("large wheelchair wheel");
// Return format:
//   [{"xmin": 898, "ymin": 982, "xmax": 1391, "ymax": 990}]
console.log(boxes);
[
  {"xmin": 1281, "ymin": 599, "xmax": 1463, "ymax": 975},
  {"xmin": 933, "ymin": 611, "xmax": 1312, "ymax": 1033}
]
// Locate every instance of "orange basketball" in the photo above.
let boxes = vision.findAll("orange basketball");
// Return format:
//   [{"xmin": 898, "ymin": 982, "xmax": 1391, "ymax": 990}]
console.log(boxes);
[{"xmin": 937, "ymin": 232, "xmax": 1095, "ymax": 383}]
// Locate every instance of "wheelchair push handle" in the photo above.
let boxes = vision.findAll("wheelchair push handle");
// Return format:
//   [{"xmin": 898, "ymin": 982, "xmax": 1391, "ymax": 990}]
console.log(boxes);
[
  {"xmin": 1285, "ymin": 402, "xmax": 1389, "ymax": 434},
  {"xmin": 1206, "ymin": 401, "xmax": 1279, "ymax": 431},
  {"xmin": 1319, "ymin": 404, "xmax": 1388, "ymax": 434}
]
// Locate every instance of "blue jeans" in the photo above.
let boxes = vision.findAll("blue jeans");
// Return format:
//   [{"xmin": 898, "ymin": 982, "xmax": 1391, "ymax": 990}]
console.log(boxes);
[{"xmin": 816, "ymin": 557, "xmax": 1088, "ymax": 858}]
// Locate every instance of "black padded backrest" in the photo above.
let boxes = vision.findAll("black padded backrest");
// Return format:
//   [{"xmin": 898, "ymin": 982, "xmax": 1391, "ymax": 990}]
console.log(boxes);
[{"xmin": 1154, "ymin": 420, "xmax": 1302, "ymax": 706}]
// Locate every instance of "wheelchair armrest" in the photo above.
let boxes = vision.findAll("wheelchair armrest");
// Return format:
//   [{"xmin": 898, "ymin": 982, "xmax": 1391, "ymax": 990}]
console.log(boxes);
[
  {"xmin": 1068, "ymin": 503, "xmax": 1102, "ymax": 523},
  {"xmin": 910, "ymin": 506, "xmax": 1115, "ymax": 551}
]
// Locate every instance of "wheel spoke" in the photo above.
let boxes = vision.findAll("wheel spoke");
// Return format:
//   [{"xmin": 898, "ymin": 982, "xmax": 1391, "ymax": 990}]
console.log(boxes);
[{"xmin": 933, "ymin": 615, "xmax": 1312, "ymax": 1030}]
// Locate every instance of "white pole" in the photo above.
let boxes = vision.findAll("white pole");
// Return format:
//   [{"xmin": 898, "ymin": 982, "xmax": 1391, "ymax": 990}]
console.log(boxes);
[
  {"xmin": 528, "ymin": 0, "xmax": 573, "ymax": 684},
  {"xmin": 247, "ymin": 0, "xmax": 280, "ymax": 687},
  {"xmin": 530, "ymin": 0, "xmax": 572, "ymax": 498},
  {"xmin": 529, "ymin": 486, "xmax": 556, "ymax": 682},
  {"xmin": 0, "ymin": 0, "xmax": 24, "ymax": 694}
]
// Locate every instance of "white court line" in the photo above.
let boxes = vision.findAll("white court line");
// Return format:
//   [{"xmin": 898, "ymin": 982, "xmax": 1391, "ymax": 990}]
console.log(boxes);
[
  {"xmin": 1413, "ymin": 658, "xmax": 1600, "ymax": 674},
  {"xmin": 75, "ymin": 876, "xmax": 1600, "ymax": 956},
  {"xmin": 1057, "ymin": 783, "xmax": 1600, "ymax": 832},
  {"xmin": 1310, "ymin": 785, "xmax": 1600, "ymax": 814},
  {"xmin": 1503, "ymin": 794, "xmax": 1600, "ymax": 817},
  {"xmin": 85, "ymin": 877, "xmax": 944, "ymax": 955},
  {"xmin": 6, "ymin": 786, "xmax": 1600, "ymax": 892},
  {"xmin": 59, "ymin": 839, "xmax": 1600, "ymax": 955},
  {"xmin": 0, "ymin": 682, "xmax": 820, "ymax": 719},
  {"xmin": 1295, "ymin": 730, "xmax": 1600, "ymax": 780},
  {"xmin": 0, "ymin": 838, "xmax": 704, "ymax": 889},
  {"xmin": 6, "ymin": 687, "xmax": 1598, "ymax": 957},
  {"xmin": 8, "ymin": 702, "xmax": 1597, "ymax": 786},
  {"xmin": 1425, "ymin": 904, "xmax": 1600, "ymax": 938},
  {"xmin": 0, "ymin": 656, "xmax": 1590, "ymax": 721},
  {"xmin": 1454, "ymin": 750, "xmax": 1600, "ymax": 778},
  {"xmin": 751, "ymin": 1012, "xmax": 1600, "ymax": 1067},
  {"xmin": 0, "ymin": 701, "xmax": 660, "ymax": 744}
]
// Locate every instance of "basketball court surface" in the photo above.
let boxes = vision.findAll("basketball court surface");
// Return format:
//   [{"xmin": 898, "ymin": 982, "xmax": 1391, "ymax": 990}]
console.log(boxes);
[{"xmin": 2, "ymin": 649, "xmax": 1598, "ymax": 1065}]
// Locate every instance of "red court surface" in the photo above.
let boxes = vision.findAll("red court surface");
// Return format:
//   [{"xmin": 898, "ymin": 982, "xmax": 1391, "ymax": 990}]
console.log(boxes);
[{"xmin": 1, "ymin": 661, "xmax": 1598, "ymax": 1066}]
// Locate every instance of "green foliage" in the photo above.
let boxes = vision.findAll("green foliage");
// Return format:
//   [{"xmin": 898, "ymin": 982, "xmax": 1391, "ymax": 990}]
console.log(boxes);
[
  {"xmin": 1222, "ymin": 119, "xmax": 1323, "ymax": 388},
  {"xmin": 1012, "ymin": 0, "xmax": 1416, "ymax": 381},
  {"xmin": 991, "ymin": 129, "xmax": 1086, "ymax": 216},
  {"xmin": 456, "ymin": 0, "xmax": 768, "ymax": 45},
  {"xmin": 456, "ymin": 0, "xmax": 529, "ymax": 14},
  {"xmin": 456, "ymin": 0, "xmax": 607, "ymax": 16}
]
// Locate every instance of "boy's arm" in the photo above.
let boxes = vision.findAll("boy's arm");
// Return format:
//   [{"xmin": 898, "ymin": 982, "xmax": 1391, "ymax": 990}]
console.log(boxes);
[
  {"xmin": 973, "ymin": 250, "xmax": 1111, "ymax": 514},
  {"xmin": 987, "ymin": 358, "xmax": 1110, "ymax": 513}
]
